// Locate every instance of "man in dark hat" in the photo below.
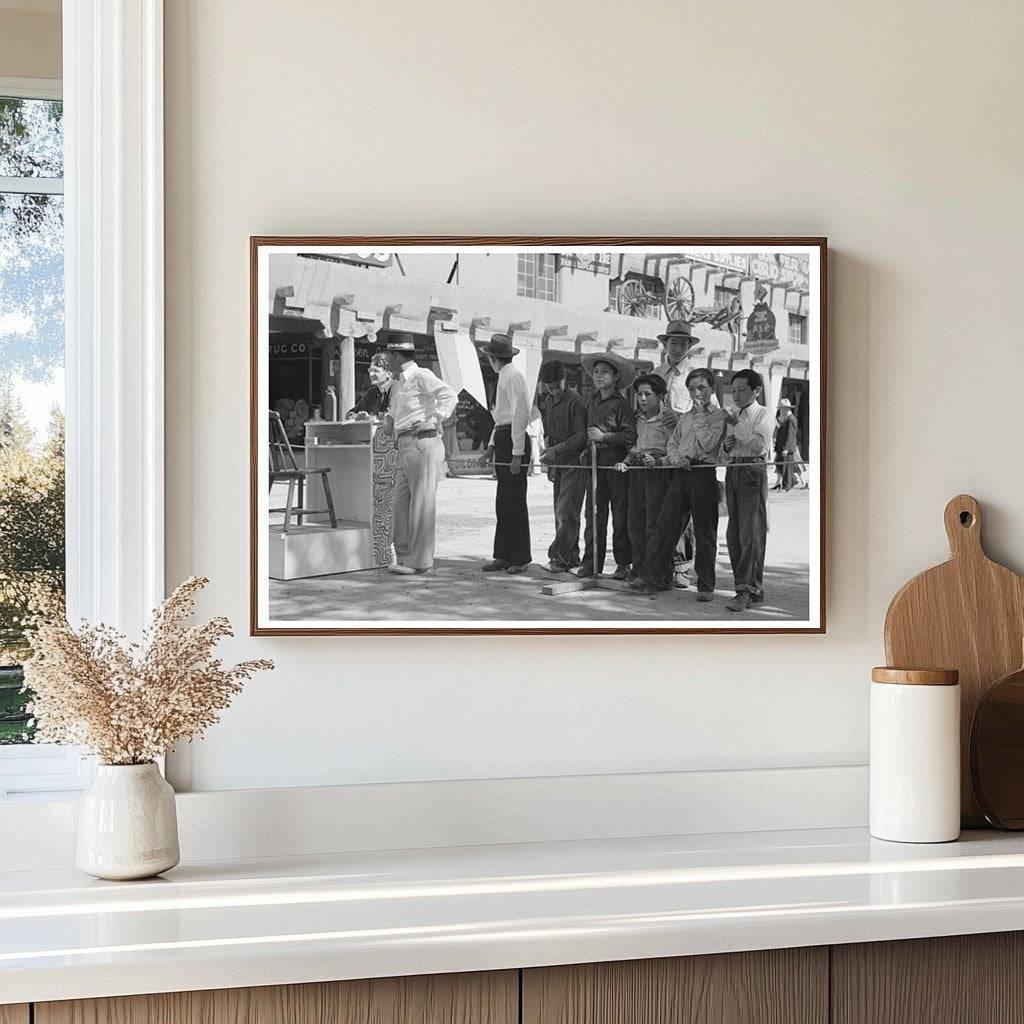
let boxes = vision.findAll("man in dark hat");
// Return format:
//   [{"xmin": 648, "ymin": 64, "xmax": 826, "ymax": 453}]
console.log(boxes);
[
  {"xmin": 480, "ymin": 333, "xmax": 532, "ymax": 573},
  {"xmin": 536, "ymin": 359, "xmax": 587, "ymax": 573},
  {"xmin": 383, "ymin": 330, "xmax": 458, "ymax": 575}
]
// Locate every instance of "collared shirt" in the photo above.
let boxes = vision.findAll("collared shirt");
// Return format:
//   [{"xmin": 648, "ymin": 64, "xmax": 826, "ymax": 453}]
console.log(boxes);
[
  {"xmin": 654, "ymin": 356, "xmax": 697, "ymax": 414},
  {"xmin": 539, "ymin": 386, "xmax": 587, "ymax": 461},
  {"xmin": 490, "ymin": 362, "xmax": 531, "ymax": 455},
  {"xmin": 726, "ymin": 402, "xmax": 773, "ymax": 460},
  {"xmin": 390, "ymin": 362, "xmax": 458, "ymax": 433},
  {"xmin": 585, "ymin": 389, "xmax": 637, "ymax": 465},
  {"xmin": 627, "ymin": 406, "xmax": 678, "ymax": 465},
  {"xmin": 668, "ymin": 403, "xmax": 728, "ymax": 465}
]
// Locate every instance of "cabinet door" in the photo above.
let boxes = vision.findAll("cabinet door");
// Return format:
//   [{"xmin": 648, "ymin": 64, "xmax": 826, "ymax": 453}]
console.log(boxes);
[
  {"xmin": 523, "ymin": 948, "xmax": 828, "ymax": 1024},
  {"xmin": 832, "ymin": 932, "xmax": 1024, "ymax": 1024},
  {"xmin": 0, "ymin": 1006, "xmax": 29, "ymax": 1024},
  {"xmin": 35, "ymin": 970, "xmax": 517, "ymax": 1024}
]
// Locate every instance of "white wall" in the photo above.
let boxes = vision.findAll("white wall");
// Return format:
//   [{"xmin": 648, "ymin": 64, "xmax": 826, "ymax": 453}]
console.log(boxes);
[
  {"xmin": 164, "ymin": 0, "xmax": 1024, "ymax": 792},
  {"xmin": 0, "ymin": 6, "xmax": 61, "ymax": 80}
]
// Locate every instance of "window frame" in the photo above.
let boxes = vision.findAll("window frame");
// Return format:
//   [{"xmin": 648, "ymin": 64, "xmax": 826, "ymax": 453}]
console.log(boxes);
[{"xmin": 0, "ymin": 0, "xmax": 165, "ymax": 799}]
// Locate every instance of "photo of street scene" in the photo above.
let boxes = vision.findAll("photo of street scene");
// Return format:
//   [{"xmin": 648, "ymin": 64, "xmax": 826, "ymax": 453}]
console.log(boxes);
[{"xmin": 253, "ymin": 242, "xmax": 823, "ymax": 633}]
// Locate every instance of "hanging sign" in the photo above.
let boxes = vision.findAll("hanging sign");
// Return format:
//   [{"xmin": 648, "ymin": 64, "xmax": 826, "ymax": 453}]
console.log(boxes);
[{"xmin": 744, "ymin": 302, "xmax": 779, "ymax": 354}]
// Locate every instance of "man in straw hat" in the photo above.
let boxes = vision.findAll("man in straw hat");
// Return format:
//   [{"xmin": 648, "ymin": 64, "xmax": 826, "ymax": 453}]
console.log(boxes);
[
  {"xmin": 480, "ymin": 333, "xmax": 532, "ymax": 573},
  {"xmin": 383, "ymin": 330, "xmax": 458, "ymax": 575},
  {"xmin": 655, "ymin": 319, "xmax": 705, "ymax": 589},
  {"xmin": 578, "ymin": 350, "xmax": 637, "ymax": 580}
]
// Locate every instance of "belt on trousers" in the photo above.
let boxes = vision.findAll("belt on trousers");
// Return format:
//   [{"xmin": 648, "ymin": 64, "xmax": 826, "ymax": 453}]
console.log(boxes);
[{"xmin": 397, "ymin": 428, "xmax": 438, "ymax": 440}]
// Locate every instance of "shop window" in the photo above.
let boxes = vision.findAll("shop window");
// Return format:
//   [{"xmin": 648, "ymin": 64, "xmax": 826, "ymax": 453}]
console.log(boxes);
[
  {"xmin": 714, "ymin": 285, "xmax": 739, "ymax": 309},
  {"xmin": 517, "ymin": 254, "xmax": 558, "ymax": 302}
]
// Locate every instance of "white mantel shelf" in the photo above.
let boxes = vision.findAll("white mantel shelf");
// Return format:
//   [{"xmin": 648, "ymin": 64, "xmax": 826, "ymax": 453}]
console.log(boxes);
[{"xmin": 4, "ymin": 827, "xmax": 1024, "ymax": 1004}]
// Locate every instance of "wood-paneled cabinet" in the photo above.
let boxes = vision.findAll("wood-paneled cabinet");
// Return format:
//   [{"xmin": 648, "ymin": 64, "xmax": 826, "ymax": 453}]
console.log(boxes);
[
  {"xmin": 522, "ymin": 948, "xmax": 828, "ymax": 1024},
  {"xmin": 33, "ymin": 972, "xmax": 517, "ymax": 1024},
  {"xmin": 832, "ymin": 932, "xmax": 1024, "ymax": 1024},
  {"xmin": 18, "ymin": 932, "xmax": 1024, "ymax": 1024}
]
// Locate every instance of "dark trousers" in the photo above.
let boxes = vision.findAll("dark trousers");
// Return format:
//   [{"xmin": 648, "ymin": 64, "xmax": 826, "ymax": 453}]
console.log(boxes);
[
  {"xmin": 726, "ymin": 463, "xmax": 768, "ymax": 595},
  {"xmin": 644, "ymin": 468, "xmax": 721, "ymax": 591},
  {"xmin": 627, "ymin": 468, "xmax": 671, "ymax": 577},
  {"xmin": 548, "ymin": 468, "xmax": 587, "ymax": 568},
  {"xmin": 492, "ymin": 425, "xmax": 531, "ymax": 565},
  {"xmin": 582, "ymin": 467, "xmax": 631, "ymax": 574}
]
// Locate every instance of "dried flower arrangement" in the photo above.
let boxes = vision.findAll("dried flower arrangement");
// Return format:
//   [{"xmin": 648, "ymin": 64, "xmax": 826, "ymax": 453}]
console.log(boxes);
[{"xmin": 22, "ymin": 576, "xmax": 273, "ymax": 765}]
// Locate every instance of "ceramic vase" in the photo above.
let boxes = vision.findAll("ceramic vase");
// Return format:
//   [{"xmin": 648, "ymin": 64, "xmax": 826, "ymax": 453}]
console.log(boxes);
[{"xmin": 76, "ymin": 762, "xmax": 180, "ymax": 880}]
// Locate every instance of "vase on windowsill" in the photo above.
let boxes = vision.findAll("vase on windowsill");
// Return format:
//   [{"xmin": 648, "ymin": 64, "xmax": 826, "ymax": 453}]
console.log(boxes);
[
  {"xmin": 76, "ymin": 762, "xmax": 180, "ymax": 880},
  {"xmin": 20, "ymin": 576, "xmax": 274, "ymax": 881}
]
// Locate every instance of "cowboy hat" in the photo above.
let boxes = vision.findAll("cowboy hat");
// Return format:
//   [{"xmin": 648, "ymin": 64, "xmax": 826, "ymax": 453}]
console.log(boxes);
[
  {"xmin": 657, "ymin": 319, "xmax": 700, "ymax": 348},
  {"xmin": 580, "ymin": 349, "xmax": 636, "ymax": 390},
  {"xmin": 480, "ymin": 333, "xmax": 520, "ymax": 359},
  {"xmin": 378, "ymin": 328, "xmax": 418, "ymax": 351}
]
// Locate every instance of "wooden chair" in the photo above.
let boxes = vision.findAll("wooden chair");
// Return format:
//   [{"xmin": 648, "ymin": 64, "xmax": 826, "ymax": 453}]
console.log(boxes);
[{"xmin": 268, "ymin": 411, "xmax": 337, "ymax": 532}]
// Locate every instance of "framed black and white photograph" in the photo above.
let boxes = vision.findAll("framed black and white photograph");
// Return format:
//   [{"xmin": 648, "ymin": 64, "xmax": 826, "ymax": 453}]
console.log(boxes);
[{"xmin": 250, "ymin": 237, "xmax": 826, "ymax": 635}]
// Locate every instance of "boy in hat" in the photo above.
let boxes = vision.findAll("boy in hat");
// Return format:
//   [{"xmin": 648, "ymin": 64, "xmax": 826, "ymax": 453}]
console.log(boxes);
[
  {"xmin": 384, "ymin": 331, "xmax": 458, "ymax": 575},
  {"xmin": 655, "ymin": 319, "xmax": 705, "ymax": 589},
  {"xmin": 536, "ymin": 359, "xmax": 587, "ymax": 572},
  {"xmin": 578, "ymin": 351, "xmax": 637, "ymax": 579},
  {"xmin": 614, "ymin": 373, "xmax": 677, "ymax": 580},
  {"xmin": 722, "ymin": 368, "xmax": 773, "ymax": 611},
  {"xmin": 480, "ymin": 333, "xmax": 532, "ymax": 573}
]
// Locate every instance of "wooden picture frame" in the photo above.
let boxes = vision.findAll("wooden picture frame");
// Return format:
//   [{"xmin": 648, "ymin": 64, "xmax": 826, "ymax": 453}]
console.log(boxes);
[{"xmin": 251, "ymin": 237, "xmax": 827, "ymax": 635}]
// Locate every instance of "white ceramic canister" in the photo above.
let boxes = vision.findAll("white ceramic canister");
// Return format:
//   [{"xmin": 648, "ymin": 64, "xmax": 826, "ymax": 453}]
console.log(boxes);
[
  {"xmin": 76, "ymin": 762, "xmax": 180, "ymax": 880},
  {"xmin": 869, "ymin": 667, "xmax": 961, "ymax": 843}
]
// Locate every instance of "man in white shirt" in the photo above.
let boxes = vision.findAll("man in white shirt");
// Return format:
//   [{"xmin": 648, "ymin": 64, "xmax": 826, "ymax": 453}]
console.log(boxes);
[
  {"xmin": 480, "ymin": 334, "xmax": 532, "ymax": 573},
  {"xmin": 721, "ymin": 368, "xmax": 774, "ymax": 611},
  {"xmin": 384, "ymin": 332, "xmax": 458, "ymax": 575}
]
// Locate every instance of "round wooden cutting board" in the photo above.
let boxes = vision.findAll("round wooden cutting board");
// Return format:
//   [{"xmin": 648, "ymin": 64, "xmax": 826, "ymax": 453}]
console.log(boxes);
[{"xmin": 884, "ymin": 495, "xmax": 1024, "ymax": 826}]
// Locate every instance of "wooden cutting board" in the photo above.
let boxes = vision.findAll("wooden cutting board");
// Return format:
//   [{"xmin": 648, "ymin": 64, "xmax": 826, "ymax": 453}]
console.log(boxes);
[{"xmin": 884, "ymin": 494, "xmax": 1024, "ymax": 826}]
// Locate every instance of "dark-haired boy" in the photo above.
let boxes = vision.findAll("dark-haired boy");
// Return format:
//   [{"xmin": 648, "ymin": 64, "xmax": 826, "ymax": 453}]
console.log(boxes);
[
  {"xmin": 537, "ymin": 360, "xmax": 587, "ymax": 572},
  {"xmin": 722, "ymin": 368, "xmax": 773, "ymax": 612},
  {"xmin": 578, "ymin": 353, "xmax": 637, "ymax": 579},
  {"xmin": 614, "ymin": 373, "xmax": 677, "ymax": 580},
  {"xmin": 634, "ymin": 367, "xmax": 726, "ymax": 597}
]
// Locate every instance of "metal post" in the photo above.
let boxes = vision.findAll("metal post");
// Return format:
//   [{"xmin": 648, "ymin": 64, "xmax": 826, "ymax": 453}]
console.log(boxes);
[{"xmin": 590, "ymin": 441, "xmax": 599, "ymax": 576}]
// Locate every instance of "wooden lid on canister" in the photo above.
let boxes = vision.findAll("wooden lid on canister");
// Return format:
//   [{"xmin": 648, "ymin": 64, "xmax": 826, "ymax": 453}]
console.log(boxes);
[{"xmin": 871, "ymin": 667, "xmax": 960, "ymax": 686}]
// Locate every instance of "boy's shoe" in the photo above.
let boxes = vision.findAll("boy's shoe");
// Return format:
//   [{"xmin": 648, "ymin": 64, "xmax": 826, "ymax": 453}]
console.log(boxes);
[
  {"xmin": 750, "ymin": 591, "xmax": 765, "ymax": 604},
  {"xmin": 673, "ymin": 570, "xmax": 691, "ymax": 589},
  {"xmin": 726, "ymin": 592, "xmax": 753, "ymax": 612},
  {"xmin": 545, "ymin": 561, "xmax": 567, "ymax": 574},
  {"xmin": 506, "ymin": 563, "xmax": 531, "ymax": 574},
  {"xmin": 576, "ymin": 565, "xmax": 595, "ymax": 578},
  {"xmin": 481, "ymin": 559, "xmax": 509, "ymax": 572},
  {"xmin": 696, "ymin": 591, "xmax": 714, "ymax": 602},
  {"xmin": 626, "ymin": 568, "xmax": 641, "ymax": 581},
  {"xmin": 389, "ymin": 564, "xmax": 418, "ymax": 575},
  {"xmin": 633, "ymin": 582, "xmax": 664, "ymax": 597},
  {"xmin": 611, "ymin": 565, "xmax": 631, "ymax": 581},
  {"xmin": 628, "ymin": 576, "xmax": 649, "ymax": 590}
]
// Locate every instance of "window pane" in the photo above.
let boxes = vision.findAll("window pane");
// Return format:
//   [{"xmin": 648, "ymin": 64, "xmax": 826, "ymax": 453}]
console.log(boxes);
[
  {"xmin": 0, "ymin": 190, "xmax": 65, "ymax": 744},
  {"xmin": 0, "ymin": 98, "xmax": 63, "ymax": 179}
]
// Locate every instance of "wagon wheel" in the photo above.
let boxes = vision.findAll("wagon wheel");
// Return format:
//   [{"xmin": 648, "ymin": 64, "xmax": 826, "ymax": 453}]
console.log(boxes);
[
  {"xmin": 664, "ymin": 276, "xmax": 695, "ymax": 320},
  {"xmin": 617, "ymin": 279, "xmax": 650, "ymax": 317}
]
